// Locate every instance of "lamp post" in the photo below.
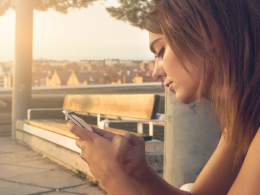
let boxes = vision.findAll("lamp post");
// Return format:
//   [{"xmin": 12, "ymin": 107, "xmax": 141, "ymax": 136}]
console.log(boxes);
[{"xmin": 12, "ymin": 0, "xmax": 34, "ymax": 139}]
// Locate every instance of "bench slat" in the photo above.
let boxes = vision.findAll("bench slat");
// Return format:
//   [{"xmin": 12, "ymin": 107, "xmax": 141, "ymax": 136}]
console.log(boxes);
[
  {"xmin": 62, "ymin": 94, "xmax": 159, "ymax": 120},
  {"xmin": 25, "ymin": 119, "xmax": 152, "ymax": 141}
]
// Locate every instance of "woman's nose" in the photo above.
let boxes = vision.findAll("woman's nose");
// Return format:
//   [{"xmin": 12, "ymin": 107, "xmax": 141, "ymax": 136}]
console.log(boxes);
[{"xmin": 152, "ymin": 60, "xmax": 166, "ymax": 80}]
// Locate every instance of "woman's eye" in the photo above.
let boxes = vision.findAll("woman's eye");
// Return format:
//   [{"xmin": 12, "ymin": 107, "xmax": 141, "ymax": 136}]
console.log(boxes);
[{"xmin": 157, "ymin": 47, "xmax": 165, "ymax": 58}]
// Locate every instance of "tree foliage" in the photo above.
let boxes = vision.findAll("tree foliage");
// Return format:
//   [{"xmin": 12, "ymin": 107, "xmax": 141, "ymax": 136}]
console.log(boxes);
[
  {"xmin": 0, "ymin": 0, "xmax": 14, "ymax": 16},
  {"xmin": 0, "ymin": 0, "xmax": 98, "ymax": 17},
  {"xmin": 106, "ymin": 0, "xmax": 156, "ymax": 29},
  {"xmin": 0, "ymin": 0, "xmax": 156, "ymax": 29}
]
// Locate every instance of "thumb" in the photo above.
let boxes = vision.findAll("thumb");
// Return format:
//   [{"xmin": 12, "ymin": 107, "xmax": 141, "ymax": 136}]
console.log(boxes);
[
  {"xmin": 124, "ymin": 133, "xmax": 145, "ymax": 147},
  {"xmin": 112, "ymin": 134, "xmax": 129, "ymax": 148},
  {"xmin": 112, "ymin": 135, "xmax": 129, "ymax": 161},
  {"xmin": 124, "ymin": 158, "xmax": 132, "ymax": 164}
]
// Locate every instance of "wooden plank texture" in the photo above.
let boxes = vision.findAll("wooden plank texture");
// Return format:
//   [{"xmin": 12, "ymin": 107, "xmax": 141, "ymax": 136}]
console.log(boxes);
[
  {"xmin": 62, "ymin": 94, "xmax": 159, "ymax": 120},
  {"xmin": 25, "ymin": 119, "xmax": 152, "ymax": 141}
]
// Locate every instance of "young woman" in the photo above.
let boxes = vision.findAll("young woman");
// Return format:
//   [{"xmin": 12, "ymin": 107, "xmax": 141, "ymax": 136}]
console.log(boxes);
[{"xmin": 67, "ymin": 0, "xmax": 260, "ymax": 194}]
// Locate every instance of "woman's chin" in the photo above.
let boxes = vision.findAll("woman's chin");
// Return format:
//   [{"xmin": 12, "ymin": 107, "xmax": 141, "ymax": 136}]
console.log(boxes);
[{"xmin": 175, "ymin": 92, "xmax": 195, "ymax": 105}]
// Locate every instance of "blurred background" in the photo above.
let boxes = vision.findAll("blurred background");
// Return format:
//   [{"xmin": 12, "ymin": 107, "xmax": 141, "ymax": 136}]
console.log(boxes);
[
  {"xmin": 0, "ymin": 1, "xmax": 220, "ymax": 190},
  {"xmin": 0, "ymin": 0, "xmax": 165, "ymax": 139}
]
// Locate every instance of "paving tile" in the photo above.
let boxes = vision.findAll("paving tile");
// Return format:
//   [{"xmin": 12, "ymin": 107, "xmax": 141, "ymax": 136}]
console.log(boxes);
[
  {"xmin": 5, "ymin": 170, "xmax": 85, "ymax": 189},
  {"xmin": 0, "ymin": 163, "xmax": 48, "ymax": 178},
  {"xmin": 0, "ymin": 152, "xmax": 42, "ymax": 163},
  {"xmin": 0, "ymin": 137, "xmax": 105, "ymax": 195},
  {"xmin": 0, "ymin": 180, "xmax": 49, "ymax": 195},
  {"xmin": 0, "ymin": 137, "xmax": 30, "ymax": 153},
  {"xmin": 0, "ymin": 157, "xmax": 63, "ymax": 172}
]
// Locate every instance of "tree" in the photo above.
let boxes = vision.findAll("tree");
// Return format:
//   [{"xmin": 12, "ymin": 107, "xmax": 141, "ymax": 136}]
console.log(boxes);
[
  {"xmin": 0, "ymin": 0, "xmax": 15, "ymax": 17},
  {"xmin": 0, "ymin": 0, "xmax": 157, "ymax": 29},
  {"xmin": 106, "ymin": 0, "xmax": 157, "ymax": 29},
  {"xmin": 0, "ymin": 0, "xmax": 98, "ymax": 17}
]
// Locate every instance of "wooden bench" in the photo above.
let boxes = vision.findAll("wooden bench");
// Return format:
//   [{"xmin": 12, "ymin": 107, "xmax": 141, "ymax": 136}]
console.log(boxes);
[
  {"xmin": 26, "ymin": 94, "xmax": 163, "ymax": 141},
  {"xmin": 16, "ymin": 94, "xmax": 164, "ymax": 180}
]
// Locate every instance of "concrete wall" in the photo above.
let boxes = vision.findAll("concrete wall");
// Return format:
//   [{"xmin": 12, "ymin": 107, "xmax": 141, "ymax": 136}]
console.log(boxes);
[{"xmin": 164, "ymin": 90, "xmax": 220, "ymax": 187}]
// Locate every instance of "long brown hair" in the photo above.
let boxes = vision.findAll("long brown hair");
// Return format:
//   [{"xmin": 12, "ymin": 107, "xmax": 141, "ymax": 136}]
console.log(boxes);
[{"xmin": 143, "ymin": 0, "xmax": 260, "ymax": 163}]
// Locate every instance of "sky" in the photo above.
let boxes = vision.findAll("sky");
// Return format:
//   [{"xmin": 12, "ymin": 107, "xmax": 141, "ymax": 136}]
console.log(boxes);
[{"xmin": 0, "ymin": 1, "xmax": 154, "ymax": 62}]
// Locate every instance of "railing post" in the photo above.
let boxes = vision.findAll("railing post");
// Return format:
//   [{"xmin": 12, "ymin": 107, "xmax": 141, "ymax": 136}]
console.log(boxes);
[
  {"xmin": 163, "ymin": 88, "xmax": 220, "ymax": 188},
  {"xmin": 137, "ymin": 122, "xmax": 143, "ymax": 134},
  {"xmin": 149, "ymin": 122, "xmax": 154, "ymax": 136},
  {"xmin": 12, "ymin": 0, "xmax": 34, "ymax": 139}
]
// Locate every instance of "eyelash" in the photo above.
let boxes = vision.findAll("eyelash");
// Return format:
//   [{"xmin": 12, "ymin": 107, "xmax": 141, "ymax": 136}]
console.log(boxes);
[{"xmin": 155, "ymin": 47, "xmax": 165, "ymax": 59}]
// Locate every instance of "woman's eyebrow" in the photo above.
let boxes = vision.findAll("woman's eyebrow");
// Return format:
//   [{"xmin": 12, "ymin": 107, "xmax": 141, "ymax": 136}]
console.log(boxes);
[{"xmin": 150, "ymin": 38, "xmax": 163, "ymax": 54}]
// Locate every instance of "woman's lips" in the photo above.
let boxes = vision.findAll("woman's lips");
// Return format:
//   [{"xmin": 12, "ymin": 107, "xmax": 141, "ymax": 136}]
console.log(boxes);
[
  {"xmin": 165, "ymin": 82, "xmax": 173, "ymax": 87},
  {"xmin": 167, "ymin": 82, "xmax": 175, "ymax": 93}
]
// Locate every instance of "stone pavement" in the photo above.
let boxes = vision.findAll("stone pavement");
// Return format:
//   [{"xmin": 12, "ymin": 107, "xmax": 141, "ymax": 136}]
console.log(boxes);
[{"xmin": 0, "ymin": 137, "xmax": 106, "ymax": 195}]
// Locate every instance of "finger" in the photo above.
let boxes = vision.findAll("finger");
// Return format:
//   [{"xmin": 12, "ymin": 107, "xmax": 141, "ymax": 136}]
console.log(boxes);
[
  {"xmin": 124, "ymin": 157, "xmax": 132, "ymax": 164},
  {"xmin": 91, "ymin": 126, "xmax": 116, "ymax": 141},
  {"xmin": 112, "ymin": 134, "xmax": 129, "ymax": 151},
  {"xmin": 124, "ymin": 133, "xmax": 145, "ymax": 146},
  {"xmin": 67, "ymin": 120, "xmax": 98, "ymax": 141},
  {"xmin": 76, "ymin": 139, "xmax": 84, "ymax": 149}
]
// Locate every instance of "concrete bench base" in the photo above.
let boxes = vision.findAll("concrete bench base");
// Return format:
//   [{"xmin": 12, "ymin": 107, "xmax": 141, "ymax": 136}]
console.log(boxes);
[
  {"xmin": 16, "ymin": 120, "xmax": 164, "ymax": 180},
  {"xmin": 16, "ymin": 129, "xmax": 95, "ymax": 180}
]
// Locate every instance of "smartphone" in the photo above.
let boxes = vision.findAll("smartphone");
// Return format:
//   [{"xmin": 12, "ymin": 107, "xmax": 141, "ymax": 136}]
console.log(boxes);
[{"xmin": 62, "ymin": 109, "xmax": 95, "ymax": 133}]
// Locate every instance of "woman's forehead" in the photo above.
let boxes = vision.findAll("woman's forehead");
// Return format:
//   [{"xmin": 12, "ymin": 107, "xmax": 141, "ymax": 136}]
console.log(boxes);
[{"xmin": 149, "ymin": 32, "xmax": 165, "ymax": 42}]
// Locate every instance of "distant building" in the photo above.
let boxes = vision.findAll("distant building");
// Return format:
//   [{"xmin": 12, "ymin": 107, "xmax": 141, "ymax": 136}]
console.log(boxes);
[
  {"xmin": 148, "ymin": 60, "xmax": 155, "ymax": 71},
  {"xmin": 90, "ymin": 72, "xmax": 103, "ymax": 84},
  {"xmin": 133, "ymin": 72, "xmax": 155, "ymax": 83},
  {"xmin": 89, "ymin": 60, "xmax": 105, "ymax": 66},
  {"xmin": 140, "ymin": 60, "xmax": 155, "ymax": 72},
  {"xmin": 32, "ymin": 72, "xmax": 47, "ymax": 87},
  {"xmin": 105, "ymin": 59, "xmax": 119, "ymax": 66},
  {"xmin": 67, "ymin": 71, "xmax": 89, "ymax": 86},
  {"xmin": 79, "ymin": 60, "xmax": 89, "ymax": 66},
  {"xmin": 63, "ymin": 63, "xmax": 81, "ymax": 72},
  {"xmin": 49, "ymin": 60, "xmax": 69, "ymax": 67},
  {"xmin": 47, "ymin": 70, "xmax": 72, "ymax": 86}
]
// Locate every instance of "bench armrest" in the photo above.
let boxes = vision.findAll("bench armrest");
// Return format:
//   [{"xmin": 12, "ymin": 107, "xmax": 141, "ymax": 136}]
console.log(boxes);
[
  {"xmin": 27, "ymin": 108, "xmax": 63, "ymax": 119},
  {"xmin": 98, "ymin": 119, "xmax": 164, "ymax": 136}
]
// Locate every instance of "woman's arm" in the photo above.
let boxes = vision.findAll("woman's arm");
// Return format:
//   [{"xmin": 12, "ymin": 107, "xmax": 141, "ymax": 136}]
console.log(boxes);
[
  {"xmin": 133, "ymin": 134, "xmax": 242, "ymax": 195},
  {"xmin": 190, "ymin": 134, "xmax": 242, "ymax": 195},
  {"xmin": 132, "ymin": 163, "xmax": 191, "ymax": 195},
  {"xmin": 227, "ymin": 127, "xmax": 260, "ymax": 195}
]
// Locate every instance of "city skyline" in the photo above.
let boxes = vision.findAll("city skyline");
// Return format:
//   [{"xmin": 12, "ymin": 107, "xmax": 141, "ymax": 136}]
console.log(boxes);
[{"xmin": 0, "ymin": 1, "xmax": 154, "ymax": 62}]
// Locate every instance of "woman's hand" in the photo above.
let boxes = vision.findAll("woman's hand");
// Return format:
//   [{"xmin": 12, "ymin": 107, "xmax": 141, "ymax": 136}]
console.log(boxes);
[
  {"xmin": 67, "ymin": 121, "xmax": 128, "ymax": 184},
  {"xmin": 67, "ymin": 121, "xmax": 148, "ymax": 185}
]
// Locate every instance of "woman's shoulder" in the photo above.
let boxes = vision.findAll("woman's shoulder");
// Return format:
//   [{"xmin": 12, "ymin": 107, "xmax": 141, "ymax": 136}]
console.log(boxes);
[{"xmin": 227, "ymin": 126, "xmax": 260, "ymax": 194}]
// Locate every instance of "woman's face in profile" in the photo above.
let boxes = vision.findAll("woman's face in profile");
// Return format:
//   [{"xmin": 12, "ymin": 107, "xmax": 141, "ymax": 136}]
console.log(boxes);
[{"xmin": 149, "ymin": 32, "xmax": 208, "ymax": 104}]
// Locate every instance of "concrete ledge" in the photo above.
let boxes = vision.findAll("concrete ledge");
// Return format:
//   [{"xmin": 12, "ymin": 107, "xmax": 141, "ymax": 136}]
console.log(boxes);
[
  {"xmin": 145, "ymin": 140, "xmax": 164, "ymax": 172},
  {"xmin": 16, "ymin": 120, "xmax": 164, "ymax": 177},
  {"xmin": 16, "ymin": 129, "xmax": 95, "ymax": 180}
]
